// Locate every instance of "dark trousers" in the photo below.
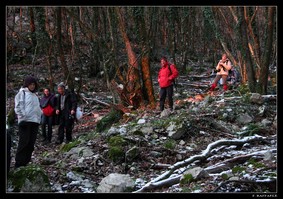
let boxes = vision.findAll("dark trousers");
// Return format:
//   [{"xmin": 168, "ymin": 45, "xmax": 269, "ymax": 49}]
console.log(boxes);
[
  {"xmin": 159, "ymin": 85, "xmax": 174, "ymax": 111},
  {"xmin": 57, "ymin": 110, "xmax": 74, "ymax": 143},
  {"xmin": 15, "ymin": 122, "xmax": 38, "ymax": 168},
  {"xmin": 41, "ymin": 115, "xmax": 53, "ymax": 142}
]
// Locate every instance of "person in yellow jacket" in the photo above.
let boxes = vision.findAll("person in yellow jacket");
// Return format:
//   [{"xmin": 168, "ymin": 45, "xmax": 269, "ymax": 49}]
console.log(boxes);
[{"xmin": 209, "ymin": 53, "xmax": 232, "ymax": 91}]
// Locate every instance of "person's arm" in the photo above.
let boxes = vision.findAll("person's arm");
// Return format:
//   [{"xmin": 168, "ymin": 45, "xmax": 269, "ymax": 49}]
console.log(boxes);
[
  {"xmin": 222, "ymin": 60, "xmax": 232, "ymax": 71},
  {"xmin": 169, "ymin": 64, "xmax": 179, "ymax": 80},
  {"xmin": 70, "ymin": 93, "xmax": 77, "ymax": 114},
  {"xmin": 216, "ymin": 60, "xmax": 222, "ymax": 70},
  {"xmin": 14, "ymin": 90, "xmax": 25, "ymax": 119},
  {"xmin": 55, "ymin": 94, "xmax": 60, "ymax": 114}
]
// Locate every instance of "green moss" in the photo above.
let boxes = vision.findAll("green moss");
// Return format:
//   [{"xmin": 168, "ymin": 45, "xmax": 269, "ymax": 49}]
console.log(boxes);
[
  {"xmin": 96, "ymin": 108, "xmax": 123, "ymax": 132},
  {"xmin": 8, "ymin": 164, "xmax": 50, "ymax": 192},
  {"xmin": 232, "ymin": 166, "xmax": 246, "ymax": 174},
  {"xmin": 108, "ymin": 135, "xmax": 126, "ymax": 147},
  {"xmin": 246, "ymin": 123, "xmax": 263, "ymax": 136},
  {"xmin": 59, "ymin": 140, "xmax": 81, "ymax": 152},
  {"xmin": 221, "ymin": 173, "xmax": 229, "ymax": 180},
  {"xmin": 163, "ymin": 139, "xmax": 176, "ymax": 150},
  {"xmin": 107, "ymin": 135, "xmax": 127, "ymax": 162},
  {"xmin": 180, "ymin": 173, "xmax": 194, "ymax": 185},
  {"xmin": 108, "ymin": 146, "xmax": 124, "ymax": 162},
  {"xmin": 7, "ymin": 107, "xmax": 16, "ymax": 127},
  {"xmin": 248, "ymin": 158, "xmax": 266, "ymax": 168}
]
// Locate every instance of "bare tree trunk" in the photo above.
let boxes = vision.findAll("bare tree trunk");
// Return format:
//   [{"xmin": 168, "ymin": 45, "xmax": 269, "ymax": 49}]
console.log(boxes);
[
  {"xmin": 28, "ymin": 7, "xmax": 36, "ymax": 47},
  {"xmin": 257, "ymin": 7, "xmax": 275, "ymax": 94},
  {"xmin": 135, "ymin": 7, "xmax": 156, "ymax": 108},
  {"xmin": 57, "ymin": 7, "xmax": 74, "ymax": 90},
  {"xmin": 239, "ymin": 7, "xmax": 257, "ymax": 92},
  {"xmin": 115, "ymin": 7, "xmax": 143, "ymax": 108},
  {"xmin": 19, "ymin": 7, "xmax": 22, "ymax": 32}
]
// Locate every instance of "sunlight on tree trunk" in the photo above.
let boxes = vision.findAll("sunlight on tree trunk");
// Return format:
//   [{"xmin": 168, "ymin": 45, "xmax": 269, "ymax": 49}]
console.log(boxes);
[{"xmin": 115, "ymin": 7, "xmax": 143, "ymax": 109}]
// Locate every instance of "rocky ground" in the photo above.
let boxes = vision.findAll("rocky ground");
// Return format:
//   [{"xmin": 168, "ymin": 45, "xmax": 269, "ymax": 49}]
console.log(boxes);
[{"xmin": 6, "ymin": 61, "xmax": 277, "ymax": 194}]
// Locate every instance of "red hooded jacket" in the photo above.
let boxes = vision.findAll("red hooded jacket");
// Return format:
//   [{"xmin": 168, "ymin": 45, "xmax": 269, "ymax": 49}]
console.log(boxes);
[{"xmin": 158, "ymin": 63, "xmax": 179, "ymax": 88}]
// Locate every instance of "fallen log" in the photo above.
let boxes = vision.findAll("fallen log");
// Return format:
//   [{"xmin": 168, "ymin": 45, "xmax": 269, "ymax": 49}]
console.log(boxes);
[
  {"xmin": 133, "ymin": 135, "xmax": 268, "ymax": 193},
  {"xmin": 204, "ymin": 148, "xmax": 277, "ymax": 174},
  {"xmin": 82, "ymin": 96, "xmax": 111, "ymax": 107}
]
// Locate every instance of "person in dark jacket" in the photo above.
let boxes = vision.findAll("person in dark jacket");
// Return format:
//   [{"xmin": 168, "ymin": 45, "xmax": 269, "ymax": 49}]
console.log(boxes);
[
  {"xmin": 158, "ymin": 56, "xmax": 179, "ymax": 111},
  {"xmin": 39, "ymin": 88, "xmax": 56, "ymax": 144},
  {"xmin": 14, "ymin": 76, "xmax": 42, "ymax": 168},
  {"xmin": 55, "ymin": 83, "xmax": 77, "ymax": 144}
]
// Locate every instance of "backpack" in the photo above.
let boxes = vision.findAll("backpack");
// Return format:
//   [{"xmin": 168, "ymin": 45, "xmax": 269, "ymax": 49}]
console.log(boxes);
[
  {"xmin": 168, "ymin": 64, "xmax": 178, "ymax": 91},
  {"xmin": 228, "ymin": 67, "xmax": 241, "ymax": 85}
]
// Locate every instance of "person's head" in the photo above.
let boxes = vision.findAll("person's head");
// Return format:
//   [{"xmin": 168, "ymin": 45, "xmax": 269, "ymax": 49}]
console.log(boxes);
[
  {"xmin": 43, "ymin": 88, "xmax": 51, "ymax": 96},
  {"xmin": 160, "ymin": 56, "xmax": 168, "ymax": 67},
  {"xmin": 221, "ymin": 53, "xmax": 228, "ymax": 61},
  {"xmin": 23, "ymin": 76, "xmax": 38, "ymax": 92},
  {"xmin": 57, "ymin": 83, "xmax": 65, "ymax": 95}
]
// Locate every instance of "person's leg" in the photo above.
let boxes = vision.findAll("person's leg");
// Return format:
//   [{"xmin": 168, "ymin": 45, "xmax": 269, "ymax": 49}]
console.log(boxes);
[
  {"xmin": 159, "ymin": 88, "xmax": 167, "ymax": 111},
  {"xmin": 65, "ymin": 118, "xmax": 74, "ymax": 142},
  {"xmin": 222, "ymin": 75, "xmax": 228, "ymax": 91},
  {"xmin": 15, "ymin": 122, "xmax": 31, "ymax": 167},
  {"xmin": 47, "ymin": 116, "xmax": 53, "ymax": 142},
  {"xmin": 56, "ymin": 114, "xmax": 65, "ymax": 144},
  {"xmin": 41, "ymin": 115, "xmax": 47, "ymax": 141},
  {"xmin": 210, "ymin": 75, "xmax": 222, "ymax": 91},
  {"xmin": 167, "ymin": 85, "xmax": 174, "ymax": 110},
  {"xmin": 25, "ymin": 123, "xmax": 38, "ymax": 163}
]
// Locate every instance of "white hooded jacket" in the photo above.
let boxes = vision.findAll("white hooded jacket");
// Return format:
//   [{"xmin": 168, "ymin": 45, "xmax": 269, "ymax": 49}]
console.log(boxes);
[{"xmin": 14, "ymin": 87, "xmax": 42, "ymax": 124}]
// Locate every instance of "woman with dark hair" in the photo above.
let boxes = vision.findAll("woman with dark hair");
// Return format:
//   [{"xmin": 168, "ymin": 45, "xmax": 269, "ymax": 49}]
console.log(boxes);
[
  {"xmin": 40, "ymin": 88, "xmax": 56, "ymax": 144},
  {"xmin": 14, "ymin": 76, "xmax": 42, "ymax": 168}
]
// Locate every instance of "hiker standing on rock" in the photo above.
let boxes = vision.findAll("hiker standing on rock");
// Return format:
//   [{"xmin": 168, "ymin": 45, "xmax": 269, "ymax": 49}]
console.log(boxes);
[
  {"xmin": 14, "ymin": 76, "xmax": 42, "ymax": 168},
  {"xmin": 209, "ymin": 53, "xmax": 232, "ymax": 92},
  {"xmin": 158, "ymin": 56, "xmax": 179, "ymax": 111}
]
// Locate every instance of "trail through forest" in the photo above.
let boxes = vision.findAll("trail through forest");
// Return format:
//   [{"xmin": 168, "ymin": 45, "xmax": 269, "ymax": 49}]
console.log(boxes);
[{"xmin": 6, "ymin": 61, "xmax": 277, "ymax": 193}]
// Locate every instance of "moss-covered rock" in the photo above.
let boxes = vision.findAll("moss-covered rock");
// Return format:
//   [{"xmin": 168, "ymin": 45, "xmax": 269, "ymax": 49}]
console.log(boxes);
[
  {"xmin": 8, "ymin": 164, "xmax": 51, "ymax": 192},
  {"xmin": 96, "ymin": 108, "xmax": 123, "ymax": 132}
]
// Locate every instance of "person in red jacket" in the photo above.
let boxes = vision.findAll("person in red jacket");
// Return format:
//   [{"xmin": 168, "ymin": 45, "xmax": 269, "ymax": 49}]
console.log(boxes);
[{"xmin": 158, "ymin": 56, "xmax": 179, "ymax": 111}]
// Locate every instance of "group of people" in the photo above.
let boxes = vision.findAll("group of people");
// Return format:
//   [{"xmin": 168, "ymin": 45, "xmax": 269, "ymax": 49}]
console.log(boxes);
[
  {"xmin": 157, "ymin": 53, "xmax": 235, "ymax": 111},
  {"xmin": 13, "ymin": 77, "xmax": 77, "ymax": 168},
  {"xmin": 9, "ymin": 53, "xmax": 234, "ymax": 170}
]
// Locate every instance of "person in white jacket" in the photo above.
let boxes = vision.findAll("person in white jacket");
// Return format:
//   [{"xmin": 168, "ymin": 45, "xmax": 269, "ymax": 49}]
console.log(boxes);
[
  {"xmin": 14, "ymin": 76, "xmax": 42, "ymax": 168},
  {"xmin": 209, "ymin": 53, "xmax": 232, "ymax": 91}
]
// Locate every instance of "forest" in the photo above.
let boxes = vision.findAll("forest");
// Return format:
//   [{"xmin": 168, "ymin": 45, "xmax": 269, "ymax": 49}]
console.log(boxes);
[{"xmin": 6, "ymin": 6, "xmax": 277, "ymax": 194}]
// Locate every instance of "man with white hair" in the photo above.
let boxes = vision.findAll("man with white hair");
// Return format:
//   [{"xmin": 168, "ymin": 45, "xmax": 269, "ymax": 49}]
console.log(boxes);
[{"xmin": 55, "ymin": 83, "xmax": 77, "ymax": 144}]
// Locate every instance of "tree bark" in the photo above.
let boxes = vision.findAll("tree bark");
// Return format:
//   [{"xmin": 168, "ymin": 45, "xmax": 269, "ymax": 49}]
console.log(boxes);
[
  {"xmin": 239, "ymin": 7, "xmax": 256, "ymax": 92},
  {"xmin": 115, "ymin": 7, "xmax": 143, "ymax": 109},
  {"xmin": 136, "ymin": 7, "xmax": 156, "ymax": 108},
  {"xmin": 57, "ymin": 7, "xmax": 74, "ymax": 90},
  {"xmin": 258, "ymin": 7, "xmax": 275, "ymax": 94}
]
